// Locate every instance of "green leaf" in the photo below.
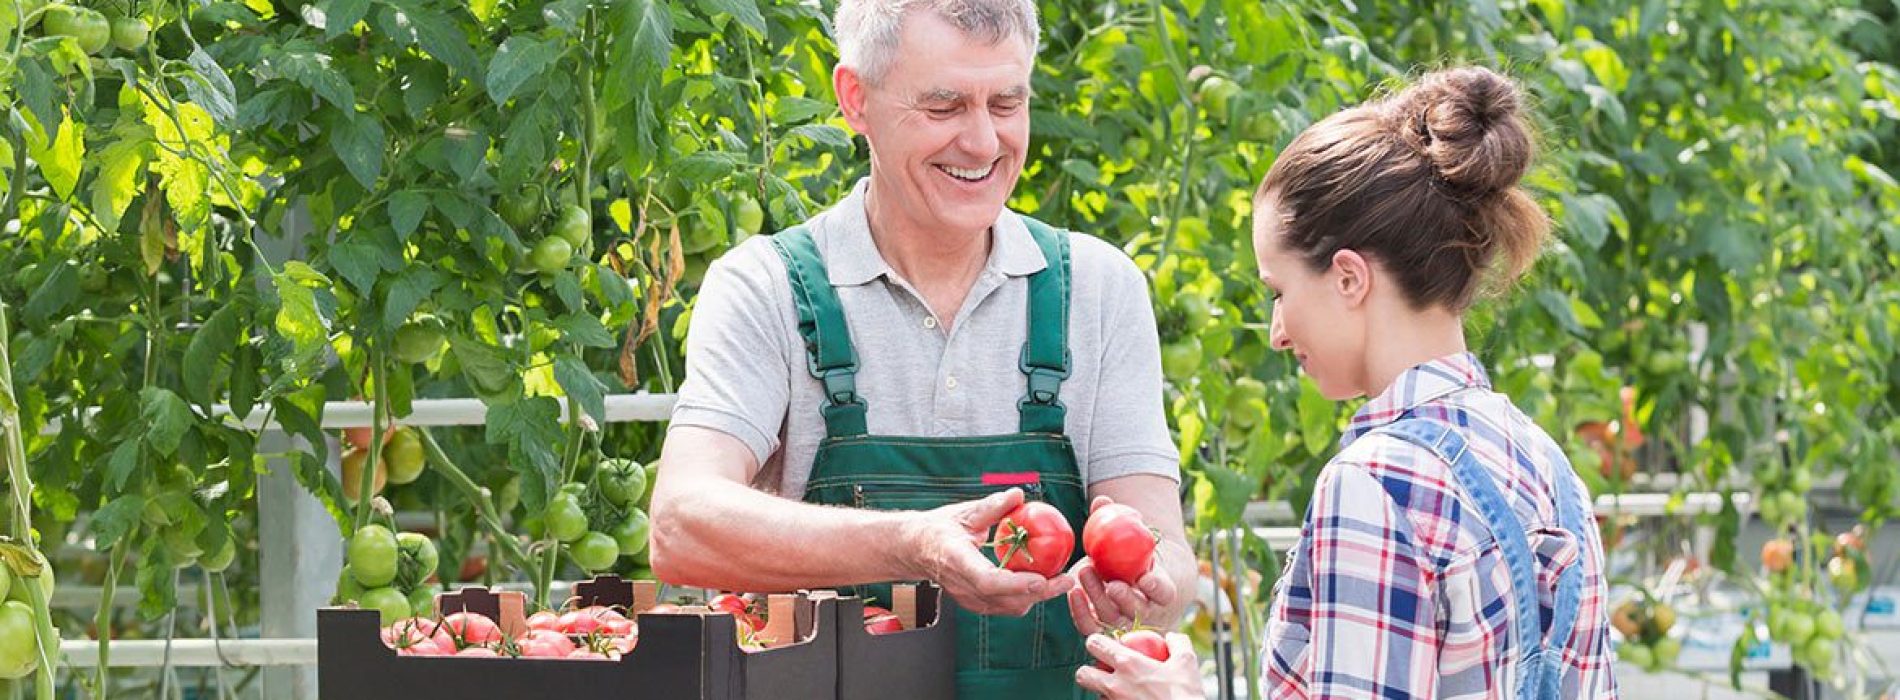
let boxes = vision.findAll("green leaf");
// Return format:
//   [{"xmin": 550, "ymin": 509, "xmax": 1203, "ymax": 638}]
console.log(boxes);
[
  {"xmin": 388, "ymin": 191, "xmax": 430, "ymax": 240},
  {"xmin": 554, "ymin": 271, "xmax": 584, "ymax": 310},
  {"xmin": 184, "ymin": 48, "xmax": 239, "ymax": 126},
  {"xmin": 24, "ymin": 261, "xmax": 79, "ymax": 324},
  {"xmin": 323, "ymin": 0, "xmax": 370, "ymax": 39},
  {"xmin": 1297, "ymin": 378, "xmax": 1334, "ymax": 456},
  {"xmin": 554, "ymin": 356, "xmax": 607, "ymax": 426},
  {"xmin": 272, "ymin": 384, "xmax": 332, "ymax": 471},
  {"xmin": 770, "ymin": 96, "xmax": 833, "ymax": 125},
  {"xmin": 674, "ymin": 151, "xmax": 744, "ymax": 182},
  {"xmin": 541, "ymin": 0, "xmax": 586, "ymax": 32},
  {"xmin": 184, "ymin": 300, "xmax": 246, "ymax": 410},
  {"xmin": 18, "ymin": 59, "xmax": 62, "ymax": 140},
  {"xmin": 136, "ymin": 537, "xmax": 179, "ymax": 621},
  {"xmin": 329, "ymin": 111, "xmax": 386, "ymax": 190},
  {"xmin": 487, "ymin": 35, "xmax": 562, "ymax": 104},
  {"xmin": 288, "ymin": 450, "xmax": 351, "ymax": 537},
  {"xmin": 449, "ymin": 335, "xmax": 516, "ymax": 396},
  {"xmin": 604, "ymin": 0, "xmax": 673, "ymax": 112},
  {"xmin": 271, "ymin": 50, "xmax": 356, "ymax": 111},
  {"xmin": 485, "ymin": 396, "xmax": 564, "ymax": 480},
  {"xmin": 329, "ymin": 234, "xmax": 400, "ymax": 295},
  {"xmin": 141, "ymin": 387, "xmax": 195, "ymax": 457},
  {"xmin": 273, "ymin": 269, "xmax": 331, "ymax": 354},
  {"xmin": 406, "ymin": 5, "xmax": 483, "ymax": 78},
  {"xmin": 553, "ymin": 313, "xmax": 616, "ymax": 348},
  {"xmin": 30, "ymin": 114, "xmax": 84, "ymax": 200},
  {"xmin": 595, "ymin": 264, "xmax": 634, "ymax": 309},
  {"xmin": 786, "ymin": 124, "xmax": 852, "ymax": 151},
  {"xmin": 91, "ymin": 134, "xmax": 150, "ymax": 232},
  {"xmin": 91, "ymin": 495, "xmax": 146, "ymax": 550},
  {"xmin": 1559, "ymin": 192, "xmax": 1616, "ymax": 251},
  {"xmin": 703, "ymin": 0, "xmax": 764, "ymax": 36},
  {"xmin": 383, "ymin": 269, "xmax": 444, "ymax": 332},
  {"xmin": 103, "ymin": 439, "xmax": 141, "ymax": 492}
]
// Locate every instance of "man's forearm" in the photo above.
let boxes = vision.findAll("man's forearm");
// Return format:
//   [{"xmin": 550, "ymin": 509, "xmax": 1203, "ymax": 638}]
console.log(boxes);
[{"xmin": 650, "ymin": 474, "xmax": 927, "ymax": 592}]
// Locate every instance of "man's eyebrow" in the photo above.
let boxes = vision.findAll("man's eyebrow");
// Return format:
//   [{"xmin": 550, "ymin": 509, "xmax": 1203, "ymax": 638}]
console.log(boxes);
[
  {"xmin": 918, "ymin": 88, "xmax": 964, "ymax": 103},
  {"xmin": 994, "ymin": 85, "xmax": 1031, "ymax": 100}
]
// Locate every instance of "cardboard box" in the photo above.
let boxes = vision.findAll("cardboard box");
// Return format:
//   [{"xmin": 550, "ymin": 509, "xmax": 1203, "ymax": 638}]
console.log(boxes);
[
  {"xmin": 318, "ymin": 576, "xmax": 838, "ymax": 699},
  {"xmin": 827, "ymin": 583, "xmax": 957, "ymax": 700}
]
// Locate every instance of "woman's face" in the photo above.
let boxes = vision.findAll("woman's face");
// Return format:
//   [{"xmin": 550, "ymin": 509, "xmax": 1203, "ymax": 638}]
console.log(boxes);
[{"xmin": 1254, "ymin": 197, "xmax": 1370, "ymax": 401}]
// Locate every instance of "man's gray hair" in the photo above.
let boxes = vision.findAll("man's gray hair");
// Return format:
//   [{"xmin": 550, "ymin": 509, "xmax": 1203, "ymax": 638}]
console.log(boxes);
[{"xmin": 833, "ymin": 0, "xmax": 1040, "ymax": 85}]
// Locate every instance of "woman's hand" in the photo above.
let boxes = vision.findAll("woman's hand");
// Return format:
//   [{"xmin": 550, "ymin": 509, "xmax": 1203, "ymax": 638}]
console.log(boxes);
[{"xmin": 1074, "ymin": 632, "xmax": 1204, "ymax": 700}]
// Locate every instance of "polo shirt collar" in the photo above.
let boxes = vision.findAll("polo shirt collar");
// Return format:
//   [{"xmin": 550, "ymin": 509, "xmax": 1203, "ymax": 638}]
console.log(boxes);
[{"xmin": 821, "ymin": 179, "xmax": 1048, "ymax": 287}]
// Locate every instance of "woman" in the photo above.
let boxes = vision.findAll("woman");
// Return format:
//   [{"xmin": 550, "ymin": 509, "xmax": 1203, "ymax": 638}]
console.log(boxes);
[{"xmin": 1074, "ymin": 67, "xmax": 1618, "ymax": 699}]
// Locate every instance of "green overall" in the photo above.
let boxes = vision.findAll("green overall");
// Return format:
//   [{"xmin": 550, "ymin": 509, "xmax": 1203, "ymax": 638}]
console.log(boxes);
[{"xmin": 771, "ymin": 218, "xmax": 1090, "ymax": 699}]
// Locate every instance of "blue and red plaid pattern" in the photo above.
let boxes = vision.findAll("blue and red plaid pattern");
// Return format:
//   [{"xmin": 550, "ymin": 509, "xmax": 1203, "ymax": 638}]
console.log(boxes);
[{"xmin": 1260, "ymin": 352, "xmax": 1619, "ymax": 699}]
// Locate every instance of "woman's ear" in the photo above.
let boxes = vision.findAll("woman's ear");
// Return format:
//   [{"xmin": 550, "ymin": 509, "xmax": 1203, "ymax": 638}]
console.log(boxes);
[{"xmin": 1330, "ymin": 248, "xmax": 1373, "ymax": 308}]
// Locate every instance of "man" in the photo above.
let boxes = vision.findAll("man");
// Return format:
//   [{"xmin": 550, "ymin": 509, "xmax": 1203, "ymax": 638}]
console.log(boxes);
[{"xmin": 649, "ymin": 1, "xmax": 1194, "ymax": 696}]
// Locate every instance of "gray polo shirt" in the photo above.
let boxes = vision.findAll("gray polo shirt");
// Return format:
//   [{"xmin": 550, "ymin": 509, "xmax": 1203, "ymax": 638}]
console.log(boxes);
[{"xmin": 669, "ymin": 180, "xmax": 1179, "ymax": 498}]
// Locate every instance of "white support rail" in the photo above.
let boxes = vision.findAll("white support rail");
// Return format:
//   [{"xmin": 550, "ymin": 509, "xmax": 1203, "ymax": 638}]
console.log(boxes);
[
  {"xmin": 42, "ymin": 393, "xmax": 680, "ymax": 435},
  {"xmin": 59, "ymin": 639, "xmax": 317, "ymax": 668}
]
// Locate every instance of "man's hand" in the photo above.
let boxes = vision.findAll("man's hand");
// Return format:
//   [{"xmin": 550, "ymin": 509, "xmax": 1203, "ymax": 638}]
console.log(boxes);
[
  {"xmin": 1066, "ymin": 496, "xmax": 1180, "ymax": 634},
  {"xmin": 905, "ymin": 488, "xmax": 1074, "ymax": 616}
]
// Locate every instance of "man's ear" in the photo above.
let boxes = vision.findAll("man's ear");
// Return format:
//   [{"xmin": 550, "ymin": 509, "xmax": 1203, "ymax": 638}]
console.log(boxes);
[
  {"xmin": 835, "ymin": 64, "xmax": 871, "ymax": 134},
  {"xmin": 1330, "ymin": 248, "xmax": 1373, "ymax": 308}
]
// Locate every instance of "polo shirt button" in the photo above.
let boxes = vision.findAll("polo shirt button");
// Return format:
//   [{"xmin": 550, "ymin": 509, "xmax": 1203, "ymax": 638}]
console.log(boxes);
[
  {"xmin": 945, "ymin": 376, "xmax": 958, "ymax": 390},
  {"xmin": 923, "ymin": 316, "xmax": 938, "ymax": 329}
]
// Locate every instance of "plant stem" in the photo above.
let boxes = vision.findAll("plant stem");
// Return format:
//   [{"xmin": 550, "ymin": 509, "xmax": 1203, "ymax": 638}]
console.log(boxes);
[
  {"xmin": 352, "ymin": 350, "xmax": 387, "ymax": 531},
  {"xmin": 412, "ymin": 428, "xmax": 535, "ymax": 575},
  {"xmin": 0, "ymin": 302, "xmax": 60, "ymax": 700}
]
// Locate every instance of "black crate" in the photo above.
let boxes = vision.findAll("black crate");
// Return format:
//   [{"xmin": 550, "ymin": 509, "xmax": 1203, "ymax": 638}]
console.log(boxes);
[
  {"xmin": 318, "ymin": 578, "xmax": 837, "ymax": 700},
  {"xmin": 830, "ymin": 584, "xmax": 957, "ymax": 700}
]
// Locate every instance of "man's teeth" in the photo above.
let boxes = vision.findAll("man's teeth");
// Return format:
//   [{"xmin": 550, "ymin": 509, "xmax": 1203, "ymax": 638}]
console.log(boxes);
[{"xmin": 940, "ymin": 163, "xmax": 994, "ymax": 181}]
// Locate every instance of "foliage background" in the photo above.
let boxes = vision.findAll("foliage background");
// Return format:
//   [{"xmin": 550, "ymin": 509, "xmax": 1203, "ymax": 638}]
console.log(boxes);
[{"xmin": 0, "ymin": 0, "xmax": 1897, "ymax": 692}]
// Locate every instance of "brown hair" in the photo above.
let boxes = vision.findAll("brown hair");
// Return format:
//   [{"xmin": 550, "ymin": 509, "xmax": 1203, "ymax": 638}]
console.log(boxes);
[{"xmin": 1256, "ymin": 66, "xmax": 1549, "ymax": 311}]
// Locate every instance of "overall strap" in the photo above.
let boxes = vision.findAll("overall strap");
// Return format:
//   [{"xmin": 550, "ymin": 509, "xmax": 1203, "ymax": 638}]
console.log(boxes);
[
  {"xmin": 1375, "ymin": 418, "xmax": 1545, "ymax": 683},
  {"xmin": 768, "ymin": 227, "xmax": 868, "ymax": 438},
  {"xmin": 1016, "ymin": 217, "xmax": 1072, "ymax": 434}
]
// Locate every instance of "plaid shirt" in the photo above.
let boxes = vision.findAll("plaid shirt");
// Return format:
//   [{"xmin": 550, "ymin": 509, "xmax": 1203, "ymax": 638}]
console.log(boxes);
[{"xmin": 1261, "ymin": 353, "xmax": 1618, "ymax": 699}]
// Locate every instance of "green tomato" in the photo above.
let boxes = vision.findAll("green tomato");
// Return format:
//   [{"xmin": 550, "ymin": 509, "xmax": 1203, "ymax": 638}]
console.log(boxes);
[
  {"xmin": 1757, "ymin": 492, "xmax": 1784, "ymax": 525},
  {"xmin": 108, "ymin": 16, "xmax": 148, "ymax": 51},
  {"xmin": 554, "ymin": 204, "xmax": 592, "ymax": 248},
  {"xmin": 1815, "ymin": 609, "xmax": 1843, "ymax": 640},
  {"xmin": 1178, "ymin": 295, "xmax": 1214, "ymax": 330},
  {"xmin": 1616, "ymin": 641, "xmax": 1653, "ymax": 670},
  {"xmin": 335, "ymin": 565, "xmax": 365, "ymax": 603},
  {"xmin": 611, "ymin": 509, "xmax": 651, "ymax": 557},
  {"xmin": 1652, "ymin": 637, "xmax": 1681, "ymax": 667},
  {"xmin": 6, "ymin": 562, "xmax": 51, "ymax": 605},
  {"xmin": 348, "ymin": 525, "xmax": 400, "ymax": 588},
  {"xmin": 1226, "ymin": 377, "xmax": 1269, "ymax": 429},
  {"xmin": 198, "ymin": 537, "xmax": 237, "ymax": 573},
  {"xmin": 1240, "ymin": 113, "xmax": 1276, "ymax": 142},
  {"xmin": 1783, "ymin": 612, "xmax": 1816, "ymax": 645},
  {"xmin": 44, "ymin": 5, "xmax": 109, "ymax": 54},
  {"xmin": 407, "ymin": 585, "xmax": 437, "ymax": 618},
  {"xmin": 0, "ymin": 567, "xmax": 9, "ymax": 602},
  {"xmin": 519, "ymin": 512, "xmax": 546, "ymax": 540},
  {"xmin": 529, "ymin": 236, "xmax": 573, "ymax": 274},
  {"xmin": 396, "ymin": 531, "xmax": 438, "ymax": 582},
  {"xmin": 358, "ymin": 587, "xmax": 411, "ymax": 625},
  {"xmin": 569, "ymin": 531, "xmax": 620, "ymax": 573},
  {"xmin": 163, "ymin": 527, "xmax": 204, "ymax": 565},
  {"xmin": 1777, "ymin": 491, "xmax": 1807, "ymax": 523},
  {"xmin": 1787, "ymin": 467, "xmax": 1812, "ymax": 494},
  {"xmin": 1800, "ymin": 638, "xmax": 1834, "ymax": 675},
  {"xmin": 733, "ymin": 194, "xmax": 764, "ymax": 236},
  {"xmin": 598, "ymin": 458, "xmax": 648, "ymax": 507},
  {"xmin": 393, "ymin": 319, "xmax": 445, "ymax": 364},
  {"xmin": 0, "ymin": 600, "xmax": 39, "ymax": 680},
  {"xmin": 1196, "ymin": 76, "xmax": 1240, "ymax": 120},
  {"xmin": 495, "ymin": 475, "xmax": 522, "ymax": 516},
  {"xmin": 383, "ymin": 428, "xmax": 426, "ymax": 485},
  {"xmin": 1161, "ymin": 337, "xmax": 1203, "ymax": 383},
  {"xmin": 546, "ymin": 493, "xmax": 588, "ymax": 543},
  {"xmin": 498, "ymin": 183, "xmax": 545, "ymax": 232}
]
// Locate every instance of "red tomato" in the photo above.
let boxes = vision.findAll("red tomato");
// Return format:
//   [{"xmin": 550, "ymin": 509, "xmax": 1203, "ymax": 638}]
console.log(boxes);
[
  {"xmin": 566, "ymin": 648, "xmax": 607, "ymax": 660},
  {"xmin": 382, "ymin": 617, "xmax": 452, "ymax": 653},
  {"xmin": 1083, "ymin": 504, "xmax": 1159, "ymax": 584},
  {"xmin": 709, "ymin": 594, "xmax": 764, "ymax": 631},
  {"xmin": 862, "ymin": 606, "xmax": 904, "ymax": 635},
  {"xmin": 992, "ymin": 501, "xmax": 1075, "ymax": 578},
  {"xmin": 601, "ymin": 616, "xmax": 635, "ymax": 636},
  {"xmin": 611, "ymin": 634, "xmax": 638, "ymax": 654},
  {"xmin": 456, "ymin": 646, "xmax": 499, "ymax": 658},
  {"xmin": 519, "ymin": 629, "xmax": 577, "ymax": 657},
  {"xmin": 1097, "ymin": 629, "xmax": 1170, "ymax": 670},
  {"xmin": 646, "ymin": 603, "xmax": 682, "ymax": 615},
  {"xmin": 526, "ymin": 611, "xmax": 562, "ymax": 632},
  {"xmin": 558, "ymin": 609, "xmax": 602, "ymax": 636},
  {"xmin": 441, "ymin": 612, "xmax": 503, "ymax": 648}
]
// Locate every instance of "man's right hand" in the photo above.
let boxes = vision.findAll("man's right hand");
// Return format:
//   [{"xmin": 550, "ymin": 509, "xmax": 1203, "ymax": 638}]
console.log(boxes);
[{"xmin": 903, "ymin": 488, "xmax": 1074, "ymax": 617}]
